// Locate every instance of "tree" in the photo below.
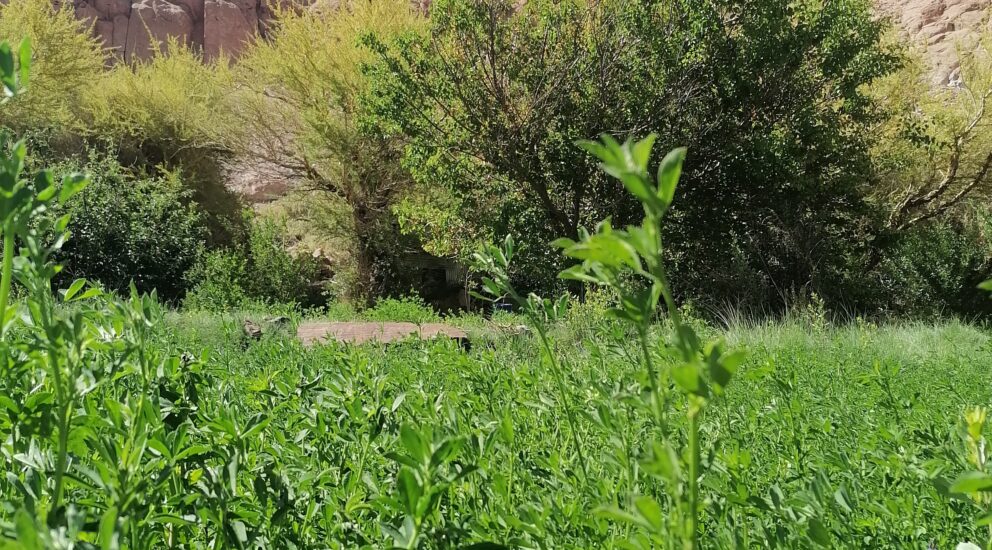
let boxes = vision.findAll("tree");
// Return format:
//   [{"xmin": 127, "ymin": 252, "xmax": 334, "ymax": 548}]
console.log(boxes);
[
  {"xmin": 875, "ymin": 31, "xmax": 992, "ymax": 231},
  {"xmin": 82, "ymin": 41, "xmax": 241, "ymax": 243},
  {"xmin": 366, "ymin": 0, "xmax": 900, "ymax": 307},
  {"xmin": 230, "ymin": 0, "xmax": 423, "ymax": 302},
  {"xmin": 0, "ymin": 0, "xmax": 105, "ymax": 135}
]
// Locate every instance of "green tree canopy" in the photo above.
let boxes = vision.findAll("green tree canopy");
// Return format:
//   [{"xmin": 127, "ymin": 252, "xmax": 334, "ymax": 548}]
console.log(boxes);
[{"xmin": 366, "ymin": 0, "xmax": 900, "ymax": 308}]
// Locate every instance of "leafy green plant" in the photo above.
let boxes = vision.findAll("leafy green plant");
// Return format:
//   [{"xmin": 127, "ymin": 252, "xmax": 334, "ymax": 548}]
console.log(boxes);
[
  {"xmin": 951, "ymin": 407, "xmax": 992, "ymax": 549},
  {"xmin": 557, "ymin": 135, "xmax": 743, "ymax": 548},
  {"xmin": 185, "ymin": 214, "xmax": 320, "ymax": 310},
  {"xmin": 471, "ymin": 236, "xmax": 586, "ymax": 478},
  {"xmin": 363, "ymin": 294, "xmax": 440, "ymax": 323},
  {"xmin": 473, "ymin": 134, "xmax": 744, "ymax": 547},
  {"xmin": 46, "ymin": 153, "xmax": 206, "ymax": 302}
]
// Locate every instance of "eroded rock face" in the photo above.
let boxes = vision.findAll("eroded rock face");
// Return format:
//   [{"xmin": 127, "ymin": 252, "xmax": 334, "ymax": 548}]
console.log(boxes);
[
  {"xmin": 876, "ymin": 0, "xmax": 991, "ymax": 84},
  {"xmin": 69, "ymin": 0, "xmax": 989, "ymax": 70},
  {"xmin": 69, "ymin": 0, "xmax": 272, "ymax": 62}
]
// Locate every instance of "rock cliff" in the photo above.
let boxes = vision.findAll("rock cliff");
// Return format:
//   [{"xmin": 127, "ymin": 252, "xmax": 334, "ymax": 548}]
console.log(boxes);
[
  {"xmin": 66, "ymin": 0, "xmax": 990, "ymax": 70},
  {"xmin": 876, "ymin": 0, "xmax": 990, "ymax": 84},
  {"xmin": 65, "ymin": 0, "xmax": 291, "ymax": 62}
]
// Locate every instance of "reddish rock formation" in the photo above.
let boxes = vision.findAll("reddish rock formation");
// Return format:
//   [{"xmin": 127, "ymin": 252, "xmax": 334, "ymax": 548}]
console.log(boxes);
[
  {"xmin": 876, "ymin": 0, "xmax": 991, "ymax": 84},
  {"xmin": 68, "ymin": 0, "xmax": 988, "ymax": 70},
  {"xmin": 68, "ymin": 0, "xmax": 284, "ymax": 62}
]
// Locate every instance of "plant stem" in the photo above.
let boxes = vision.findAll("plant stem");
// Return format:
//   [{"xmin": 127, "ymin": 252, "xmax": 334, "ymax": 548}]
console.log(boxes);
[
  {"xmin": 637, "ymin": 326, "xmax": 664, "ymax": 426},
  {"xmin": 686, "ymin": 403, "xmax": 701, "ymax": 550},
  {"xmin": 52, "ymin": 402, "xmax": 70, "ymax": 517},
  {"xmin": 535, "ymin": 326, "xmax": 588, "ymax": 480},
  {"xmin": 0, "ymin": 230, "xmax": 14, "ymax": 340}
]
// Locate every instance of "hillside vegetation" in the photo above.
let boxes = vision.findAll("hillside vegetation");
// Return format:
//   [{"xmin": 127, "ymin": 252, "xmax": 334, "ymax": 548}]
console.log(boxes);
[
  {"xmin": 0, "ymin": 0, "xmax": 988, "ymax": 316},
  {"xmin": 0, "ymin": 0, "xmax": 992, "ymax": 548}
]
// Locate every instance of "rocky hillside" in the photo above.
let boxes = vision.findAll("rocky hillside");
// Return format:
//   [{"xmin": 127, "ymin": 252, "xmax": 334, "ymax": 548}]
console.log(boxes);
[
  {"xmin": 63, "ymin": 0, "xmax": 434, "ymax": 62},
  {"xmin": 63, "ymin": 0, "xmax": 289, "ymax": 62},
  {"xmin": 876, "ymin": 0, "xmax": 990, "ymax": 84},
  {"xmin": 67, "ymin": 0, "xmax": 990, "ymax": 70}
]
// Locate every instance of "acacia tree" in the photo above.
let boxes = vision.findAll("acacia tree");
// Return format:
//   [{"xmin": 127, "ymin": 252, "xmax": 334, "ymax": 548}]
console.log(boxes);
[
  {"xmin": 366, "ymin": 0, "xmax": 899, "ymax": 306},
  {"xmin": 876, "ymin": 32, "xmax": 992, "ymax": 231},
  {"xmin": 230, "ymin": 0, "xmax": 422, "ymax": 302},
  {"xmin": 0, "ymin": 0, "xmax": 104, "ymax": 134}
]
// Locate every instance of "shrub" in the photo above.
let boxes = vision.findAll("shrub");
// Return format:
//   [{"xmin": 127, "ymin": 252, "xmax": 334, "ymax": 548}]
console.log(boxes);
[
  {"xmin": 182, "ymin": 248, "xmax": 251, "ymax": 311},
  {"xmin": 0, "ymin": 0, "xmax": 105, "ymax": 135},
  {"xmin": 84, "ymin": 41, "xmax": 234, "ymax": 167},
  {"xmin": 244, "ymin": 215, "xmax": 320, "ymax": 303},
  {"xmin": 367, "ymin": 0, "xmax": 899, "ymax": 307},
  {"xmin": 83, "ymin": 41, "xmax": 242, "ymax": 242},
  {"xmin": 185, "ymin": 214, "xmax": 321, "ymax": 310},
  {"xmin": 46, "ymin": 152, "xmax": 206, "ymax": 302},
  {"xmin": 874, "ymin": 217, "xmax": 992, "ymax": 317}
]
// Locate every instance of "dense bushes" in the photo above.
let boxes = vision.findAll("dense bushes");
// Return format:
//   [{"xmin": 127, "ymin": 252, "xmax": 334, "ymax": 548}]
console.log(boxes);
[
  {"xmin": 0, "ymin": 0, "xmax": 990, "ymax": 317},
  {"xmin": 0, "ymin": 0, "xmax": 104, "ymax": 135},
  {"xmin": 47, "ymin": 153, "xmax": 206, "ymax": 301},
  {"xmin": 185, "ymin": 214, "xmax": 321, "ymax": 310},
  {"xmin": 366, "ymin": 0, "xmax": 900, "ymax": 311},
  {"xmin": 875, "ymin": 216, "xmax": 992, "ymax": 317}
]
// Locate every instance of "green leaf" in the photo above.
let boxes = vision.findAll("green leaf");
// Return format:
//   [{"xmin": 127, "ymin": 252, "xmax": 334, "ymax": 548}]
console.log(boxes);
[
  {"xmin": 642, "ymin": 440, "xmax": 682, "ymax": 483},
  {"xmin": 620, "ymin": 172, "xmax": 657, "ymax": 205},
  {"xmin": 231, "ymin": 520, "xmax": 248, "ymax": 543},
  {"xmin": 576, "ymin": 139, "xmax": 616, "ymax": 166},
  {"xmin": 633, "ymin": 495, "xmax": 663, "ymax": 530},
  {"xmin": 979, "ymin": 279, "xmax": 992, "ymax": 292},
  {"xmin": 672, "ymin": 364, "xmax": 707, "ymax": 397},
  {"xmin": 14, "ymin": 509, "xmax": 38, "ymax": 550},
  {"xmin": 59, "ymin": 173, "xmax": 88, "ymax": 202},
  {"xmin": 62, "ymin": 278, "xmax": 87, "ymax": 302},
  {"xmin": 429, "ymin": 437, "xmax": 463, "ymax": 467},
  {"xmin": 631, "ymin": 134, "xmax": 657, "ymax": 171},
  {"xmin": 657, "ymin": 147, "xmax": 687, "ymax": 206},
  {"xmin": 807, "ymin": 518, "xmax": 831, "ymax": 547},
  {"xmin": 0, "ymin": 42, "xmax": 14, "ymax": 93},
  {"xmin": 595, "ymin": 505, "xmax": 653, "ymax": 531},
  {"xmin": 400, "ymin": 424, "xmax": 427, "ymax": 462},
  {"xmin": 397, "ymin": 468, "xmax": 422, "ymax": 514},
  {"xmin": 17, "ymin": 38, "xmax": 29, "ymax": 89},
  {"xmin": 99, "ymin": 506, "xmax": 118, "ymax": 550},
  {"xmin": 950, "ymin": 471, "xmax": 992, "ymax": 494}
]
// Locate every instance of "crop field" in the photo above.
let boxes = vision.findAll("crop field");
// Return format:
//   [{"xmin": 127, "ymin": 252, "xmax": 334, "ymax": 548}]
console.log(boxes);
[
  {"xmin": 7, "ymin": 298, "xmax": 992, "ymax": 548},
  {"xmin": 2, "ymin": 31, "xmax": 992, "ymax": 549}
]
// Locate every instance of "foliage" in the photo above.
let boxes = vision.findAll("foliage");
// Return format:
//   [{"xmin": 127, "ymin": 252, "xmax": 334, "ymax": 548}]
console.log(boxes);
[
  {"xmin": 231, "ymin": 0, "xmax": 423, "ymax": 302},
  {"xmin": 183, "ymin": 247, "xmax": 252, "ymax": 311},
  {"xmin": 84, "ymin": 40, "xmax": 233, "ymax": 168},
  {"xmin": 363, "ymin": 294, "xmax": 440, "ymax": 323},
  {"xmin": 83, "ymin": 40, "xmax": 241, "ymax": 242},
  {"xmin": 871, "ymin": 215, "xmax": 992, "ymax": 317},
  {"xmin": 474, "ymin": 135, "xmax": 745, "ymax": 547},
  {"xmin": 0, "ymin": 0, "xmax": 104, "ymax": 135},
  {"xmin": 366, "ymin": 0, "xmax": 900, "ymax": 306},
  {"xmin": 874, "ymin": 30, "xmax": 992, "ymax": 231},
  {"xmin": 42, "ymin": 152, "xmax": 207, "ymax": 302},
  {"xmin": 185, "ymin": 213, "xmax": 320, "ymax": 310},
  {"xmin": 1, "ymin": 50, "xmax": 991, "ymax": 541}
]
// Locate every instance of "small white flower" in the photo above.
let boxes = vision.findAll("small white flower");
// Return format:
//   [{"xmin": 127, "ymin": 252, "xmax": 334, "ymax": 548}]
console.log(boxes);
[{"xmin": 956, "ymin": 542, "xmax": 982, "ymax": 550}]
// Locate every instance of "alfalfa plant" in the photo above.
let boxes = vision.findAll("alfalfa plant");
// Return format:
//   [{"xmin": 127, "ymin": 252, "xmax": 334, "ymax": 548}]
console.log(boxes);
[
  {"xmin": 950, "ymin": 407, "xmax": 992, "ymax": 550},
  {"xmin": 0, "ymin": 37, "xmax": 31, "ymax": 336},
  {"xmin": 470, "ymin": 236, "xmax": 587, "ymax": 479},
  {"xmin": 473, "ymin": 134, "xmax": 743, "ymax": 548},
  {"xmin": 556, "ymin": 135, "xmax": 743, "ymax": 549},
  {"xmin": 952, "ymin": 280, "xmax": 992, "ymax": 550}
]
